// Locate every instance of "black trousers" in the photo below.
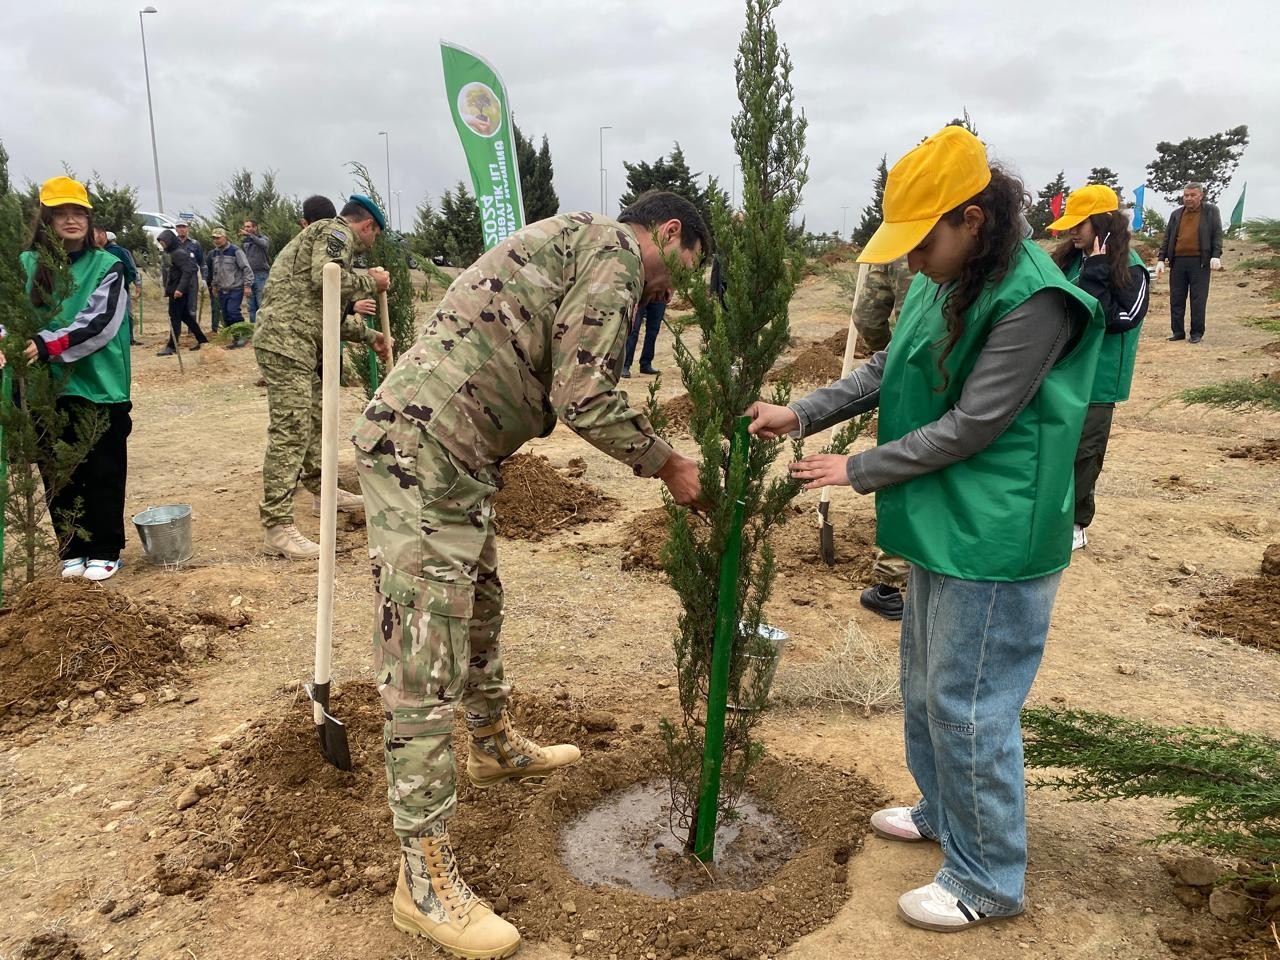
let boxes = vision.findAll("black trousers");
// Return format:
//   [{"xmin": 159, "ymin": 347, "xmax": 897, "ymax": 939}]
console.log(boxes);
[
  {"xmin": 168, "ymin": 296, "xmax": 208, "ymax": 347},
  {"xmin": 39, "ymin": 398, "xmax": 133, "ymax": 561},
  {"xmin": 1073, "ymin": 402, "xmax": 1115, "ymax": 528},
  {"xmin": 1169, "ymin": 257, "xmax": 1211, "ymax": 339}
]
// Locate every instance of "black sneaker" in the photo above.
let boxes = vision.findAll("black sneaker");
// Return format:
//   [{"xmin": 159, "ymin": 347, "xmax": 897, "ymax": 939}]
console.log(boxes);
[
  {"xmin": 189, "ymin": 342, "xmax": 203, "ymax": 351},
  {"xmin": 860, "ymin": 583, "xmax": 904, "ymax": 621},
  {"xmin": 621, "ymin": 367, "xmax": 632, "ymax": 378},
  {"xmin": 156, "ymin": 346, "xmax": 176, "ymax": 357},
  {"xmin": 1167, "ymin": 334, "xmax": 1186, "ymax": 341},
  {"xmin": 1189, "ymin": 335, "xmax": 1203, "ymax": 344},
  {"xmin": 639, "ymin": 366, "xmax": 661, "ymax": 375}
]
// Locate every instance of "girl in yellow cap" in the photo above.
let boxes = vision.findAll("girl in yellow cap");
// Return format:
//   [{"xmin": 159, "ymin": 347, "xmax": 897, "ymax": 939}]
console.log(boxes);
[
  {"xmin": 747, "ymin": 126, "xmax": 1104, "ymax": 931},
  {"xmin": 1048, "ymin": 185, "xmax": 1150, "ymax": 551},
  {"xmin": 14, "ymin": 177, "xmax": 133, "ymax": 581}
]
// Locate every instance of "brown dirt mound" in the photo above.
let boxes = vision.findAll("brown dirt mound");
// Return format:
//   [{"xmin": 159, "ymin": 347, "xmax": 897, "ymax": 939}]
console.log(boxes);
[
  {"xmin": 1261, "ymin": 340, "xmax": 1280, "ymax": 357},
  {"xmin": 1264, "ymin": 544, "xmax": 1280, "ymax": 577},
  {"xmin": 166, "ymin": 682, "xmax": 881, "ymax": 960},
  {"xmin": 815, "ymin": 329, "xmax": 872, "ymax": 361},
  {"xmin": 0, "ymin": 579, "xmax": 203, "ymax": 733},
  {"xmin": 14, "ymin": 931, "xmax": 85, "ymax": 960},
  {"xmin": 621, "ymin": 505, "xmax": 880, "ymax": 588},
  {"xmin": 1194, "ymin": 577, "xmax": 1280, "ymax": 653},
  {"xmin": 767, "ymin": 344, "xmax": 842, "ymax": 386},
  {"xmin": 494, "ymin": 454, "xmax": 617, "ymax": 540},
  {"xmin": 1223, "ymin": 437, "xmax": 1280, "ymax": 462},
  {"xmin": 658, "ymin": 393, "xmax": 695, "ymax": 435}
]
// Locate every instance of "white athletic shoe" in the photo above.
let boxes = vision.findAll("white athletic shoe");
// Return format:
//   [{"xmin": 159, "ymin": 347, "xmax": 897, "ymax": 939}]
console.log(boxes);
[
  {"xmin": 83, "ymin": 558, "xmax": 122, "ymax": 582},
  {"xmin": 870, "ymin": 806, "xmax": 928, "ymax": 842},
  {"xmin": 1071, "ymin": 524, "xmax": 1088, "ymax": 551},
  {"xmin": 897, "ymin": 881, "xmax": 1017, "ymax": 932},
  {"xmin": 61, "ymin": 558, "xmax": 87, "ymax": 578}
]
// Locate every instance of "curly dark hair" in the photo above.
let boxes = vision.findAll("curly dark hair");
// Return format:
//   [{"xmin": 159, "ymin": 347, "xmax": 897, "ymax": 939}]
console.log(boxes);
[
  {"xmin": 1051, "ymin": 210, "xmax": 1134, "ymax": 290},
  {"xmin": 935, "ymin": 165, "xmax": 1028, "ymax": 386},
  {"xmin": 27, "ymin": 204, "xmax": 98, "ymax": 308}
]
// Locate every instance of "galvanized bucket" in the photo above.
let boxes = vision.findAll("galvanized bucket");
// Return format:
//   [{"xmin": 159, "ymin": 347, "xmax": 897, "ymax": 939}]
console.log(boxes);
[
  {"xmin": 728, "ymin": 623, "xmax": 790, "ymax": 712},
  {"xmin": 133, "ymin": 504, "xmax": 193, "ymax": 567}
]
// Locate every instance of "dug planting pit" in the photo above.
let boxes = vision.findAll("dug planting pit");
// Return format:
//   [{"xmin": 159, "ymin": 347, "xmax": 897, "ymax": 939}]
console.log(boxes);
[
  {"xmin": 494, "ymin": 453, "xmax": 618, "ymax": 540},
  {"xmin": 165, "ymin": 683, "xmax": 880, "ymax": 959}
]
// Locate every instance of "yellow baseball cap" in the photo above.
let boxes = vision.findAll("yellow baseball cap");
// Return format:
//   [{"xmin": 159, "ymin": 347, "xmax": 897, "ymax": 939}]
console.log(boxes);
[
  {"xmin": 1047, "ymin": 184, "xmax": 1119, "ymax": 231},
  {"xmin": 39, "ymin": 176, "xmax": 92, "ymax": 209},
  {"xmin": 858, "ymin": 126, "xmax": 991, "ymax": 264}
]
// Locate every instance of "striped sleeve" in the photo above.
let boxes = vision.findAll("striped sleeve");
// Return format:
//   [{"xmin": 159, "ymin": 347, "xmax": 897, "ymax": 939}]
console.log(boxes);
[{"xmin": 35, "ymin": 263, "xmax": 128, "ymax": 363}]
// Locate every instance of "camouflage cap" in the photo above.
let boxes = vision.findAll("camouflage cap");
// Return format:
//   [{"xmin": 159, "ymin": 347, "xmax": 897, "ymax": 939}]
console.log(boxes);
[{"xmin": 347, "ymin": 194, "xmax": 387, "ymax": 230}]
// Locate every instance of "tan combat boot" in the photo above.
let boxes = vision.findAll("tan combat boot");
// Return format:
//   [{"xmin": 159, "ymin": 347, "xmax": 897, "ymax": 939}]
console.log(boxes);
[
  {"xmin": 466, "ymin": 711, "xmax": 581, "ymax": 788},
  {"xmin": 312, "ymin": 487, "xmax": 365, "ymax": 516},
  {"xmin": 393, "ymin": 824, "xmax": 521, "ymax": 959},
  {"xmin": 262, "ymin": 524, "xmax": 321, "ymax": 560}
]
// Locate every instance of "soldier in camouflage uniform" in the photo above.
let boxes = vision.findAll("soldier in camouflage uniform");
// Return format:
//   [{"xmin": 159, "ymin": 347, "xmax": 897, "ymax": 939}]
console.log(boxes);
[
  {"xmin": 852, "ymin": 256, "xmax": 917, "ymax": 619},
  {"xmin": 354, "ymin": 191, "xmax": 707, "ymax": 958},
  {"xmin": 254, "ymin": 195, "xmax": 394, "ymax": 560}
]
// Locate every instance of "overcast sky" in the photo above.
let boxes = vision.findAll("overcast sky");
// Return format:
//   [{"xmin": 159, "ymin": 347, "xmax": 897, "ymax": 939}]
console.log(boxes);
[{"xmin": 3, "ymin": 0, "xmax": 1275, "ymax": 238}]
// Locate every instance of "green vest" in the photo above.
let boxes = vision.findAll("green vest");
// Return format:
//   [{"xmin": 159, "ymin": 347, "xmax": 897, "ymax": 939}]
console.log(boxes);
[
  {"xmin": 1065, "ymin": 250, "xmax": 1147, "ymax": 403},
  {"xmin": 875, "ymin": 240, "xmax": 1104, "ymax": 582},
  {"xmin": 20, "ymin": 248, "xmax": 131, "ymax": 404}
]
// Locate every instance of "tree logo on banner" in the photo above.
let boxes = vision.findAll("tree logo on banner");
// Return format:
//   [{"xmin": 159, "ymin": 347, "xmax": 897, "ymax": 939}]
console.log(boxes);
[{"xmin": 458, "ymin": 83, "xmax": 502, "ymax": 139}]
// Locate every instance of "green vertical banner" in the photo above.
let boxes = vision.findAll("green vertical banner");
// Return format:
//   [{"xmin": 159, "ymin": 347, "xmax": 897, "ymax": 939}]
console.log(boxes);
[
  {"xmin": 440, "ymin": 40, "xmax": 525, "ymax": 250},
  {"xmin": 1230, "ymin": 183, "xmax": 1247, "ymax": 229}
]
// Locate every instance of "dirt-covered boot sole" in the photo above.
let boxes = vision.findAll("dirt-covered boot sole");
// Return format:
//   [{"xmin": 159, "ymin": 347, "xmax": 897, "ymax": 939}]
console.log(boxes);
[{"xmin": 466, "ymin": 754, "xmax": 581, "ymax": 790}]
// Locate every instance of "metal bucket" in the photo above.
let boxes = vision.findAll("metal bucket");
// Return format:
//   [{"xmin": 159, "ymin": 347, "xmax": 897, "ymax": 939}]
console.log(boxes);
[
  {"xmin": 133, "ymin": 504, "xmax": 193, "ymax": 567},
  {"xmin": 728, "ymin": 623, "xmax": 789, "ymax": 712}
]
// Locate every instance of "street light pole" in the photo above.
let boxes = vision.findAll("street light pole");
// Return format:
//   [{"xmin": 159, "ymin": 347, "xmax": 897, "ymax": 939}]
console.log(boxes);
[
  {"xmin": 841, "ymin": 205, "xmax": 850, "ymax": 238},
  {"xmin": 598, "ymin": 125, "xmax": 612, "ymax": 213},
  {"xmin": 138, "ymin": 6, "xmax": 163, "ymax": 213},
  {"xmin": 393, "ymin": 191, "xmax": 402, "ymax": 232},
  {"xmin": 378, "ymin": 131, "xmax": 391, "ymax": 211}
]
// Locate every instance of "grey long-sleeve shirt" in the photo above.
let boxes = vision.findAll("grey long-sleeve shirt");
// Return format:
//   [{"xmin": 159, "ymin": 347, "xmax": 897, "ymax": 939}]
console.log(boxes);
[{"xmin": 789, "ymin": 287, "xmax": 1078, "ymax": 494}]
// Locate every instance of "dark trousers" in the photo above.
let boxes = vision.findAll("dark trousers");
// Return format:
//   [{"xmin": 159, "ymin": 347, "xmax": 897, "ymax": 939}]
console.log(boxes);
[
  {"xmin": 168, "ymin": 296, "xmax": 209, "ymax": 347},
  {"xmin": 1169, "ymin": 257, "xmax": 1210, "ymax": 339},
  {"xmin": 216, "ymin": 290, "xmax": 244, "ymax": 330},
  {"xmin": 625, "ymin": 301, "xmax": 665, "ymax": 371},
  {"xmin": 40, "ymin": 398, "xmax": 133, "ymax": 562},
  {"xmin": 1073, "ymin": 403, "xmax": 1115, "ymax": 528}
]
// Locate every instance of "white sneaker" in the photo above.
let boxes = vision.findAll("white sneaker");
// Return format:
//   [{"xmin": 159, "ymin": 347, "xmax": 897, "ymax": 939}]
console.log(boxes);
[
  {"xmin": 897, "ymin": 881, "xmax": 1016, "ymax": 932},
  {"xmin": 870, "ymin": 806, "xmax": 928, "ymax": 842},
  {"xmin": 83, "ymin": 558, "xmax": 122, "ymax": 582},
  {"xmin": 1071, "ymin": 524, "xmax": 1088, "ymax": 551},
  {"xmin": 61, "ymin": 558, "xmax": 87, "ymax": 578}
]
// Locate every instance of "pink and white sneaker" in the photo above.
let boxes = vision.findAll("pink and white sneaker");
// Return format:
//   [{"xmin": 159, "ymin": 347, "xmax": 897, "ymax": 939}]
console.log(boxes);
[
  {"xmin": 870, "ymin": 806, "xmax": 928, "ymax": 842},
  {"xmin": 83, "ymin": 558, "xmax": 122, "ymax": 582}
]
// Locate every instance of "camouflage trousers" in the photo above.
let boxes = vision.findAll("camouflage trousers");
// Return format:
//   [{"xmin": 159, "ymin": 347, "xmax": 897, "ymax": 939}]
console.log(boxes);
[
  {"xmin": 353, "ymin": 404, "xmax": 508, "ymax": 840},
  {"xmin": 255, "ymin": 348, "xmax": 322, "ymax": 528},
  {"xmin": 873, "ymin": 548, "xmax": 910, "ymax": 588}
]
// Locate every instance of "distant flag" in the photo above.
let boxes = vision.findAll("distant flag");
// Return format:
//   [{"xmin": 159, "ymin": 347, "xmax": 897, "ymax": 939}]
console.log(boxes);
[
  {"xmin": 1131, "ymin": 185, "xmax": 1145, "ymax": 231},
  {"xmin": 1050, "ymin": 192, "xmax": 1065, "ymax": 221},
  {"xmin": 1230, "ymin": 183, "xmax": 1247, "ymax": 229}
]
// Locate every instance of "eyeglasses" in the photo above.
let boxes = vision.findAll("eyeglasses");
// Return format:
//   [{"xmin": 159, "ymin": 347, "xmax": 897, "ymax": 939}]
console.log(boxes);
[{"xmin": 51, "ymin": 207, "xmax": 90, "ymax": 221}]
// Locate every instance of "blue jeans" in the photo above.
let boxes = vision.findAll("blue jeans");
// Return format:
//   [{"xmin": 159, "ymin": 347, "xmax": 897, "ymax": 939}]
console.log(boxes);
[
  {"xmin": 217, "ymin": 289, "xmax": 245, "ymax": 328},
  {"xmin": 624, "ymin": 301, "xmax": 665, "ymax": 371},
  {"xmin": 900, "ymin": 563, "xmax": 1063, "ymax": 915},
  {"xmin": 249, "ymin": 270, "xmax": 269, "ymax": 324}
]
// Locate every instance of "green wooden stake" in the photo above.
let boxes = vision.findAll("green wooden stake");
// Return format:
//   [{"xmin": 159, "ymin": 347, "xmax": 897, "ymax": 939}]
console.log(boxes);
[
  {"xmin": 366, "ymin": 315, "xmax": 380, "ymax": 392},
  {"xmin": 693, "ymin": 414, "xmax": 751, "ymax": 863},
  {"xmin": 0, "ymin": 366, "xmax": 10, "ymax": 606}
]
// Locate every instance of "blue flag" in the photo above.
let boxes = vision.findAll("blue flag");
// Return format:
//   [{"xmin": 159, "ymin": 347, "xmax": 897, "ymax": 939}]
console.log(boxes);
[{"xmin": 1131, "ymin": 186, "xmax": 1145, "ymax": 231}]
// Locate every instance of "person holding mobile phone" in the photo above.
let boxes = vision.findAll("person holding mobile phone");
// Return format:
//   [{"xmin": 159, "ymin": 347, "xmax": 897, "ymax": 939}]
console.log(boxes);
[{"xmin": 1049, "ymin": 185, "xmax": 1150, "ymax": 550}]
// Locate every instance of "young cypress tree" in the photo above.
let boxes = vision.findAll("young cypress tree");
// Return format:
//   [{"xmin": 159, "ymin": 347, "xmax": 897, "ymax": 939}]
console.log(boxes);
[
  {"xmin": 852, "ymin": 154, "xmax": 887, "ymax": 246},
  {"xmin": 657, "ymin": 0, "xmax": 811, "ymax": 854}
]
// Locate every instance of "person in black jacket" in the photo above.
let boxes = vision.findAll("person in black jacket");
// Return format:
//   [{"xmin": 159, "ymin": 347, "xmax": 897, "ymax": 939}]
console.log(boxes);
[
  {"xmin": 1050, "ymin": 185, "xmax": 1150, "ymax": 550},
  {"xmin": 1154, "ymin": 182, "xmax": 1223, "ymax": 344},
  {"xmin": 155, "ymin": 228, "xmax": 208, "ymax": 355}
]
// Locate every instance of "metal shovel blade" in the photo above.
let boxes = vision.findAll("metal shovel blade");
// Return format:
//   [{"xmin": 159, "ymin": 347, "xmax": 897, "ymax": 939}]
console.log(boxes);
[
  {"xmin": 818, "ymin": 500, "xmax": 835, "ymax": 567},
  {"xmin": 305, "ymin": 680, "xmax": 352, "ymax": 771}
]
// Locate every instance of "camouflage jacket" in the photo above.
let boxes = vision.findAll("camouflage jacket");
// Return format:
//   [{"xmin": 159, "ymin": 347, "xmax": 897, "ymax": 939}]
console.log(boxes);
[
  {"xmin": 252, "ymin": 216, "xmax": 379, "ymax": 365},
  {"xmin": 366, "ymin": 213, "xmax": 673, "ymax": 477}
]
